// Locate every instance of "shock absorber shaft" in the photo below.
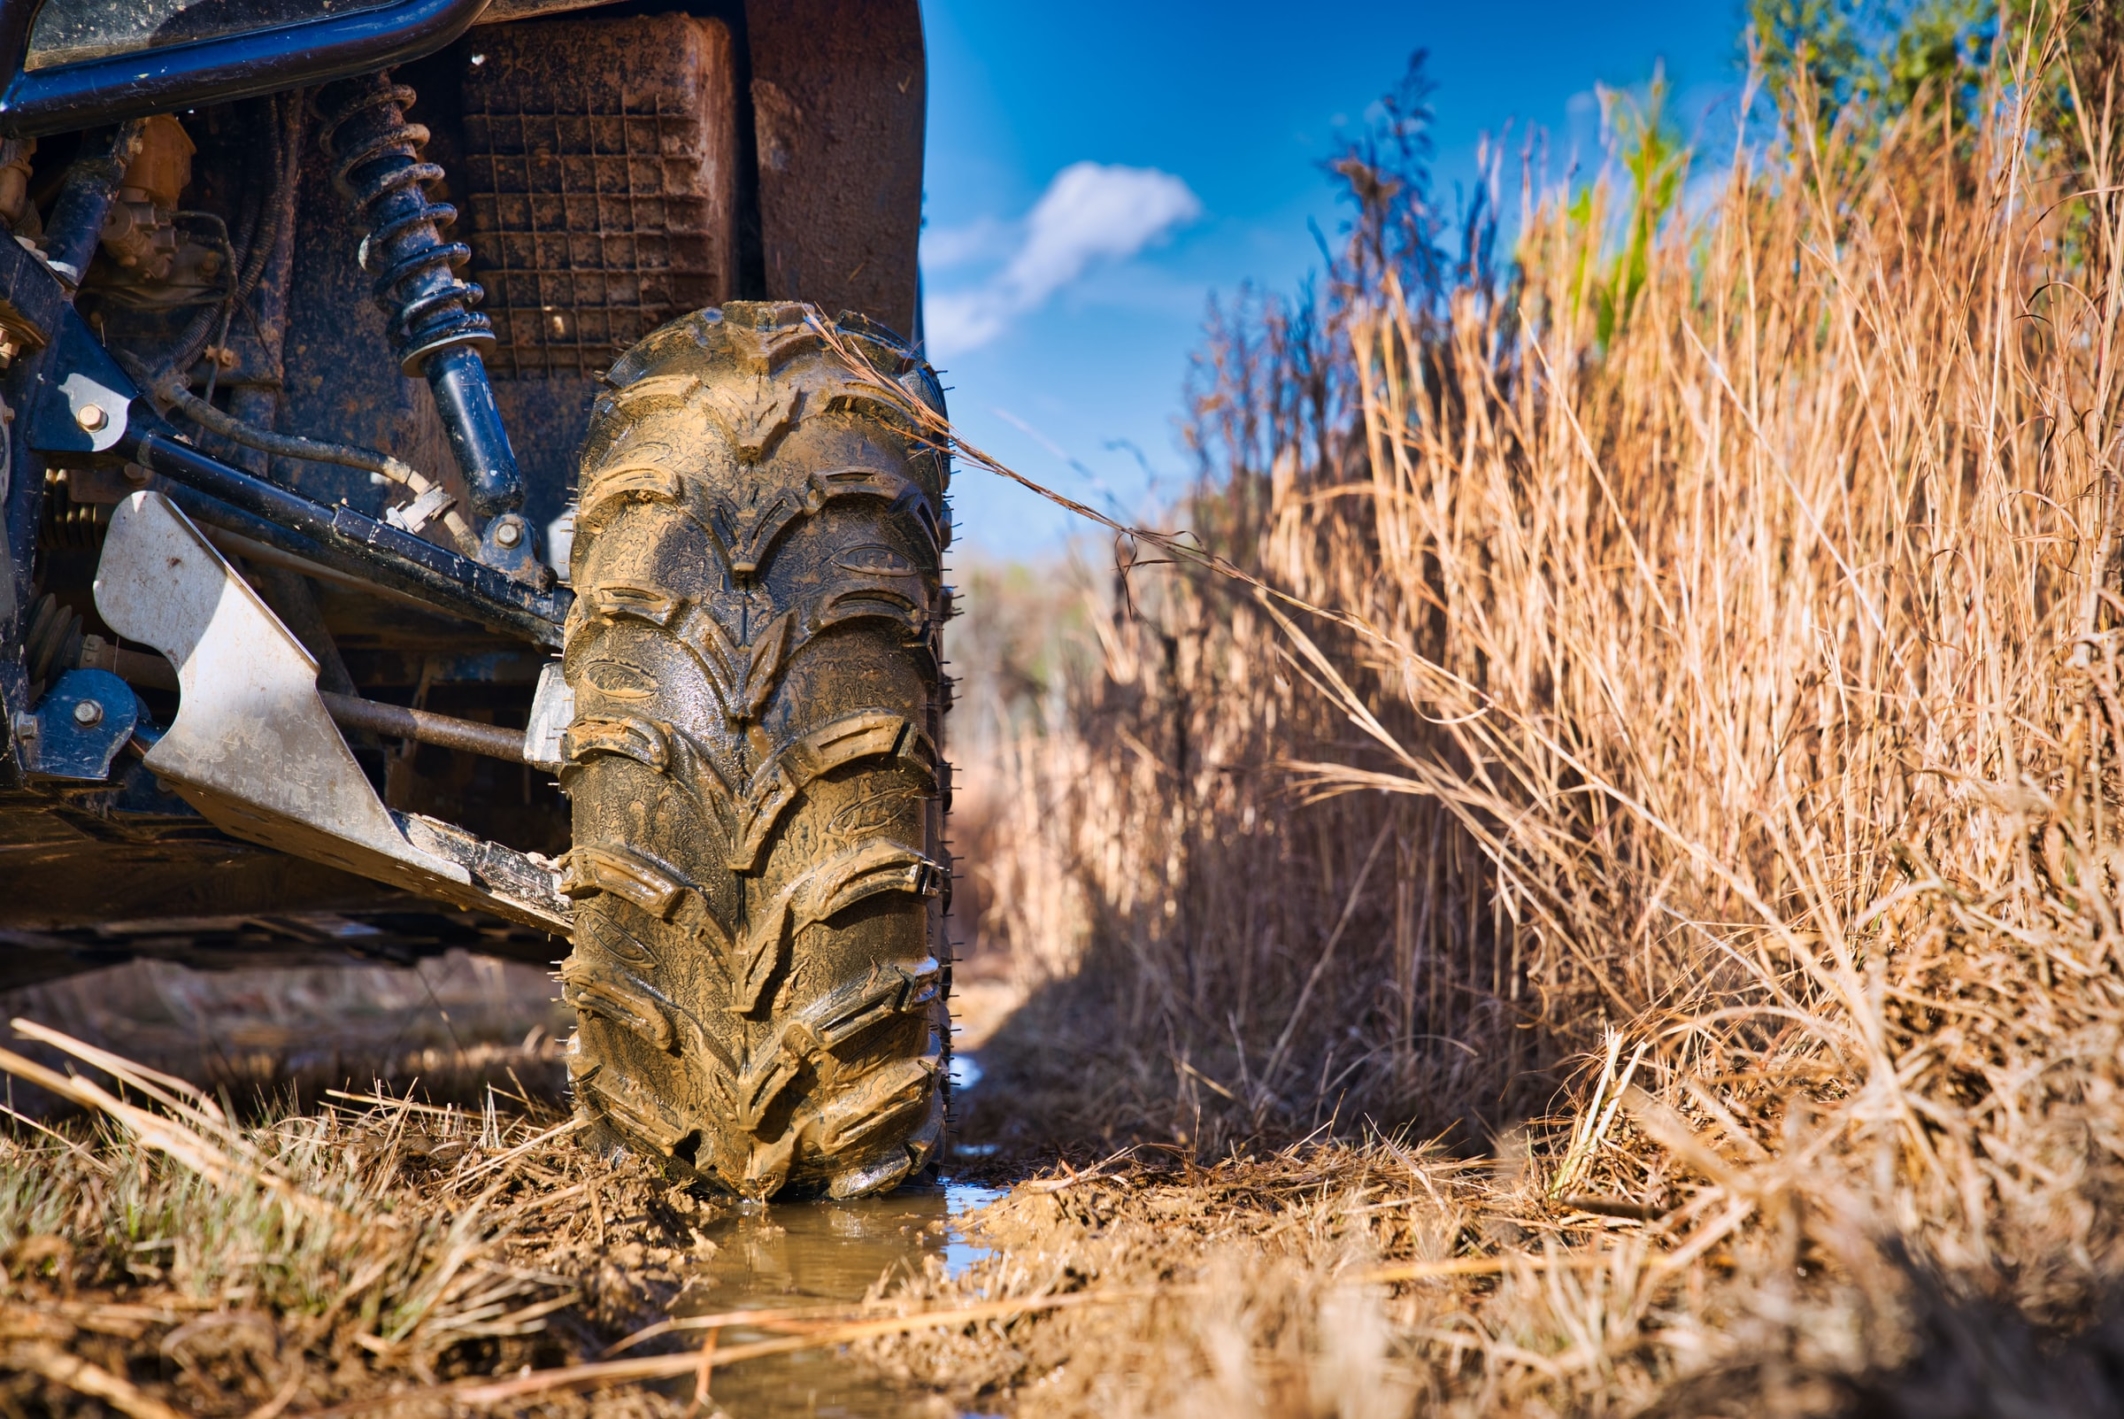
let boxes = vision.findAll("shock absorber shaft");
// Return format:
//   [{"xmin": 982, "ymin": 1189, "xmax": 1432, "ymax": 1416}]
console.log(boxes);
[{"xmin": 319, "ymin": 73, "xmax": 523, "ymax": 518}]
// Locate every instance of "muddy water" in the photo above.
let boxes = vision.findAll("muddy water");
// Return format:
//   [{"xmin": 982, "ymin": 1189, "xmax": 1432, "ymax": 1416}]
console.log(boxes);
[{"xmin": 670, "ymin": 1178, "xmax": 1000, "ymax": 1418}]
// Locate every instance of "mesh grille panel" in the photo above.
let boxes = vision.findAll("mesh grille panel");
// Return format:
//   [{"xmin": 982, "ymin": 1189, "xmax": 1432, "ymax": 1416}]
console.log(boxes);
[{"xmin": 460, "ymin": 16, "xmax": 738, "ymax": 377}]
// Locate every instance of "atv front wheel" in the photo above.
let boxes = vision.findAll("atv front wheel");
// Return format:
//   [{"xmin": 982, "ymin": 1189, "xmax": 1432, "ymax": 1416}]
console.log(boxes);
[{"xmin": 558, "ymin": 300, "xmax": 951, "ymax": 1199}]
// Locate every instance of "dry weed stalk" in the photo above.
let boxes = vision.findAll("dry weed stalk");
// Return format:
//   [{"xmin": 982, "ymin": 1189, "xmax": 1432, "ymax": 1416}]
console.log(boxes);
[{"xmin": 855, "ymin": 21, "xmax": 2124, "ymax": 1417}]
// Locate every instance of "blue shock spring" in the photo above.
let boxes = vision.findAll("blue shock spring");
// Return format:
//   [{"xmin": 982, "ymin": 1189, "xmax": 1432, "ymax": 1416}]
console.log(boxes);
[{"xmin": 319, "ymin": 73, "xmax": 523, "ymax": 518}]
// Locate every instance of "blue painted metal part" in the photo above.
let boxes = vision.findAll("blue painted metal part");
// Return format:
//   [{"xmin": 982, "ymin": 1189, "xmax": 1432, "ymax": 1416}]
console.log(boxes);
[
  {"xmin": 10, "ymin": 292, "xmax": 569, "ymax": 644},
  {"xmin": 29, "ymin": 668, "xmax": 138, "ymax": 781},
  {"xmin": 476, "ymin": 512, "xmax": 545, "ymax": 585},
  {"xmin": 0, "ymin": 0, "xmax": 490, "ymax": 139}
]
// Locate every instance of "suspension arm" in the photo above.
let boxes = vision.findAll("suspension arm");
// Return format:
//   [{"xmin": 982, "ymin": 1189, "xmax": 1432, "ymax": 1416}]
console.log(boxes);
[
  {"xmin": 21, "ymin": 301, "xmax": 568, "ymax": 646},
  {"xmin": 124, "ymin": 431, "xmax": 567, "ymax": 647}
]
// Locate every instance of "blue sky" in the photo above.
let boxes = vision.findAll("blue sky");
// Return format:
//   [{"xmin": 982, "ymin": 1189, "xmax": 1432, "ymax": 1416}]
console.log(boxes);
[{"xmin": 919, "ymin": 0, "xmax": 1751, "ymax": 558}]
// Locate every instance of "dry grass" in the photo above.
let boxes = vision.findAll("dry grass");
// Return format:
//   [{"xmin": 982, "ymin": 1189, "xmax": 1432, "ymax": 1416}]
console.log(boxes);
[
  {"xmin": 858, "ymin": 1138, "xmax": 2124, "ymax": 1418},
  {"xmin": 0, "ymin": 1021, "xmax": 720, "ymax": 1417},
  {"xmin": 24, "ymin": 16, "xmax": 2124, "ymax": 1416},
  {"xmin": 857, "ymin": 1142, "xmax": 1845, "ymax": 1418},
  {"xmin": 853, "ymin": 16, "xmax": 2124, "ymax": 1416}
]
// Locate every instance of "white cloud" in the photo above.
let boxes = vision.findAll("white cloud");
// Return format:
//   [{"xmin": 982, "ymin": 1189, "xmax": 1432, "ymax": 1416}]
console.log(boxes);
[
  {"xmin": 924, "ymin": 162, "xmax": 1201, "ymax": 357},
  {"xmin": 921, "ymin": 215, "xmax": 1012, "ymax": 270}
]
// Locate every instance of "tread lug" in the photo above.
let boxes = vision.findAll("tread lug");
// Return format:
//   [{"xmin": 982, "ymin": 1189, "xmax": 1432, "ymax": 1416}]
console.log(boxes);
[
  {"xmin": 561, "ymin": 301, "xmax": 952, "ymax": 1198},
  {"xmin": 560, "ymin": 843, "xmax": 690, "ymax": 919}
]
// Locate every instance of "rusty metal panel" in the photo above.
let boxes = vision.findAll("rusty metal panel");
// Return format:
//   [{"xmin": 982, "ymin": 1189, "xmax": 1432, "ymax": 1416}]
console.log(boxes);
[
  {"xmin": 744, "ymin": 0, "xmax": 924, "ymax": 340},
  {"xmin": 459, "ymin": 14, "xmax": 740, "ymax": 377}
]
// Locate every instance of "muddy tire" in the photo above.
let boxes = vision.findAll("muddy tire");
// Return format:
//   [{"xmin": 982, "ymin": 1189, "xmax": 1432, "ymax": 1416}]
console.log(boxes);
[{"xmin": 557, "ymin": 300, "xmax": 951, "ymax": 1200}]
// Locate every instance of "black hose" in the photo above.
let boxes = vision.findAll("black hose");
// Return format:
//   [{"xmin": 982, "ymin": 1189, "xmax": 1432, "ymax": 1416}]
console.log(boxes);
[
  {"xmin": 163, "ymin": 169, "xmax": 259, "ymax": 375},
  {"xmin": 137, "ymin": 356, "xmax": 395, "ymax": 479},
  {"xmin": 161, "ymin": 94, "xmax": 297, "ymax": 380},
  {"xmin": 40, "ymin": 119, "xmax": 148, "ymax": 285},
  {"xmin": 118, "ymin": 349, "xmax": 479, "ymax": 555}
]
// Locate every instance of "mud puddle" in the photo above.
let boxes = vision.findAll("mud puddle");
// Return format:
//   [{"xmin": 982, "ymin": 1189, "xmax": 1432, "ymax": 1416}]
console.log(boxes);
[{"xmin": 669, "ymin": 1177, "xmax": 1001, "ymax": 1417}]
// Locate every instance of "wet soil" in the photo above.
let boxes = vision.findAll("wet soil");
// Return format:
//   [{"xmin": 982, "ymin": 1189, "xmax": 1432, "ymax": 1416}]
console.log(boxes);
[
  {"xmin": 671, "ymin": 1177, "xmax": 1001, "ymax": 1418},
  {"xmin": 0, "ymin": 966, "xmax": 1029, "ymax": 1417}
]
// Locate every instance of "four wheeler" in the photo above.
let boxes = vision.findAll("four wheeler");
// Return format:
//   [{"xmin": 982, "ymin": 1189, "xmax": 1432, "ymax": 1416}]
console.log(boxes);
[{"xmin": 0, "ymin": 0, "xmax": 953, "ymax": 1199}]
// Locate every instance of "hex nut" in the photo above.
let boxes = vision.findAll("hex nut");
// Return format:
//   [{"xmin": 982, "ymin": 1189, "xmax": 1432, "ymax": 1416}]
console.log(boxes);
[
  {"xmin": 494, "ymin": 520, "xmax": 523, "ymax": 548},
  {"xmin": 76, "ymin": 403, "xmax": 107, "ymax": 432},
  {"xmin": 72, "ymin": 698, "xmax": 103, "ymax": 726}
]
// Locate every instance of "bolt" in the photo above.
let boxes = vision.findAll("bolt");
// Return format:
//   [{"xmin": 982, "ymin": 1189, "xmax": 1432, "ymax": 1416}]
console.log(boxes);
[
  {"xmin": 494, "ymin": 520, "xmax": 523, "ymax": 548},
  {"xmin": 76, "ymin": 403, "xmax": 107, "ymax": 432},
  {"xmin": 72, "ymin": 698, "xmax": 103, "ymax": 726}
]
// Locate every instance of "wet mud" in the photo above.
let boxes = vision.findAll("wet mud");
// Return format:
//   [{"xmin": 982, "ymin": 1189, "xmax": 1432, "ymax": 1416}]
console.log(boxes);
[{"xmin": 671, "ymin": 1178, "xmax": 1000, "ymax": 1418}]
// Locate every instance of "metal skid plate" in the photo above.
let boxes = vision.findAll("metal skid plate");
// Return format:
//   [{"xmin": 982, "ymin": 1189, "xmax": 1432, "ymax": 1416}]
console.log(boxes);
[{"xmin": 91, "ymin": 490, "xmax": 570, "ymax": 933}]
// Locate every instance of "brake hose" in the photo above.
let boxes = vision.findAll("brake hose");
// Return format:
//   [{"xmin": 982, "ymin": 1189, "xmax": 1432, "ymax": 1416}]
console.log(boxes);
[{"xmin": 121, "ymin": 354, "xmax": 479, "ymax": 556}]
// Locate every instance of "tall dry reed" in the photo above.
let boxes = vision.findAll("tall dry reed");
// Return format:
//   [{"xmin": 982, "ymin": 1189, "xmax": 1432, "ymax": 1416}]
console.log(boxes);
[{"xmin": 954, "ymin": 18, "xmax": 2124, "ymax": 1316}]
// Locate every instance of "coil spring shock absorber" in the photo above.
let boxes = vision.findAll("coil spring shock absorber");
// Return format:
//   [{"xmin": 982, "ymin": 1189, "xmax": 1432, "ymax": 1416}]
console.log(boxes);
[{"xmin": 319, "ymin": 73, "xmax": 524, "ymax": 521}]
